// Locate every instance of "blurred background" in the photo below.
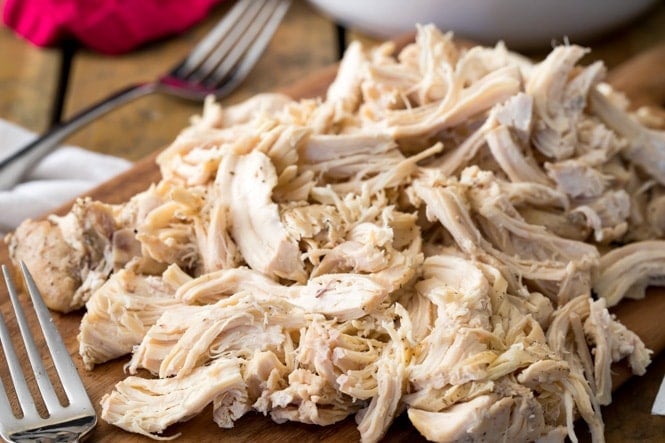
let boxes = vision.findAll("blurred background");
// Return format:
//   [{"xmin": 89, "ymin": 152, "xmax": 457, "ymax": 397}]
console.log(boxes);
[{"xmin": 2, "ymin": 0, "xmax": 665, "ymax": 163}]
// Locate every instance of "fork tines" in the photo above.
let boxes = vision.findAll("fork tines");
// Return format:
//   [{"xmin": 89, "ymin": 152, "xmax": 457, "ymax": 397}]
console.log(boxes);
[
  {"xmin": 0, "ymin": 262, "xmax": 96, "ymax": 442},
  {"xmin": 175, "ymin": 0, "xmax": 292, "ymax": 87}
]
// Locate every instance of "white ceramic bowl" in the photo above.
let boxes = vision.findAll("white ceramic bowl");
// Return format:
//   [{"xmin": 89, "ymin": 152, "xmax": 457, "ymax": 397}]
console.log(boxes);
[{"xmin": 308, "ymin": 0, "xmax": 656, "ymax": 50}]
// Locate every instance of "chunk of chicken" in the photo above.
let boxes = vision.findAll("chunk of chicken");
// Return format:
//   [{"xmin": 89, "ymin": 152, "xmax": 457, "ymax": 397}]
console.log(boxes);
[
  {"xmin": 127, "ymin": 292, "xmax": 305, "ymax": 378},
  {"xmin": 7, "ymin": 199, "xmax": 117, "ymax": 312},
  {"xmin": 593, "ymin": 240, "xmax": 665, "ymax": 306},
  {"xmin": 101, "ymin": 357, "xmax": 246, "ymax": 439},
  {"xmin": 409, "ymin": 395, "xmax": 530, "ymax": 443},
  {"xmin": 584, "ymin": 297, "xmax": 651, "ymax": 404},
  {"xmin": 222, "ymin": 150, "xmax": 306, "ymax": 282},
  {"xmin": 78, "ymin": 265, "xmax": 189, "ymax": 369},
  {"xmin": 592, "ymin": 86, "xmax": 665, "ymax": 184}
]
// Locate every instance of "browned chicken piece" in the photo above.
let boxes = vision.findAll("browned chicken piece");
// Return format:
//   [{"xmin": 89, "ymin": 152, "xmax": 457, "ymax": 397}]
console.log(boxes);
[
  {"xmin": 7, "ymin": 198, "xmax": 118, "ymax": 312},
  {"xmin": 7, "ymin": 219, "xmax": 82, "ymax": 313}
]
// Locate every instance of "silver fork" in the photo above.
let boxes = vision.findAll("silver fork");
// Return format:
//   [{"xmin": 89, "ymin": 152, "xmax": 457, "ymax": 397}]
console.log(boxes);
[
  {"xmin": 0, "ymin": 263, "xmax": 96, "ymax": 442},
  {"xmin": 0, "ymin": 0, "xmax": 291, "ymax": 191}
]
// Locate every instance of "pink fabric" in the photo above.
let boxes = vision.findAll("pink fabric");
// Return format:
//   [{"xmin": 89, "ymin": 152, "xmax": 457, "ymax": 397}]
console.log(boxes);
[{"xmin": 3, "ymin": 0, "xmax": 223, "ymax": 54}]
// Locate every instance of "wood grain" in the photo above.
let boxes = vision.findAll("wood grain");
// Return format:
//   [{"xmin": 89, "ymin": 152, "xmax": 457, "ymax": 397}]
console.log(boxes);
[
  {"xmin": 0, "ymin": 26, "xmax": 61, "ymax": 133},
  {"xmin": 607, "ymin": 42, "xmax": 665, "ymax": 109},
  {"xmin": 2, "ymin": 37, "xmax": 665, "ymax": 443}
]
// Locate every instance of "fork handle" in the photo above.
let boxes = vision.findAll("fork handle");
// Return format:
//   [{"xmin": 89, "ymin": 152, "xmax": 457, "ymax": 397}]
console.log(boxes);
[{"xmin": 0, "ymin": 82, "xmax": 158, "ymax": 191}]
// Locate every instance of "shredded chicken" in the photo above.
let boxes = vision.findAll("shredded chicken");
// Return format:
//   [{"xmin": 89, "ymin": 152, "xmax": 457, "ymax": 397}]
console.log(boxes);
[
  {"xmin": 594, "ymin": 240, "xmax": 665, "ymax": 306},
  {"xmin": 7, "ymin": 24, "xmax": 663, "ymax": 442}
]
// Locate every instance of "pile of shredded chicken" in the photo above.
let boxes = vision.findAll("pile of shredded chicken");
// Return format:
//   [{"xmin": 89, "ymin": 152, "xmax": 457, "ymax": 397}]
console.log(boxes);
[{"xmin": 9, "ymin": 25, "xmax": 665, "ymax": 442}]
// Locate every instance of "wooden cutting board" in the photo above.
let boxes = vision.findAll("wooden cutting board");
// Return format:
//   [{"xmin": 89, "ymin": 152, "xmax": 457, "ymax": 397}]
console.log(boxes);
[{"xmin": 2, "ymin": 42, "xmax": 665, "ymax": 442}]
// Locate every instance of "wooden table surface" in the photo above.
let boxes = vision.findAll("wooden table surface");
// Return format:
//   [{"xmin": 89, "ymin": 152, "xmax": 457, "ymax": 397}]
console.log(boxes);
[{"xmin": 1, "ymin": 1, "xmax": 665, "ymax": 441}]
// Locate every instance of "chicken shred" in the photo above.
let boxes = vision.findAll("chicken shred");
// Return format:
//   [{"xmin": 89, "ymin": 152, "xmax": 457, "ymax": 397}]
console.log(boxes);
[{"xmin": 8, "ymin": 24, "xmax": 664, "ymax": 442}]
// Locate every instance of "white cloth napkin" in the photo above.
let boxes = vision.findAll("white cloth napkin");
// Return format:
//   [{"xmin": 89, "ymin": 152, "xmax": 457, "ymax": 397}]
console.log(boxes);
[{"xmin": 0, "ymin": 119, "xmax": 132, "ymax": 234}]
